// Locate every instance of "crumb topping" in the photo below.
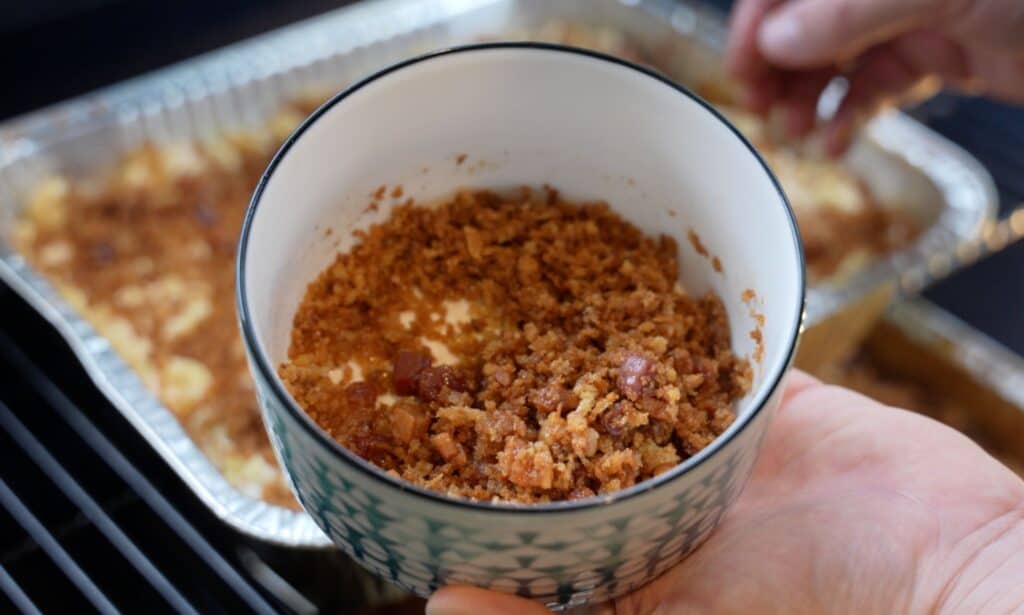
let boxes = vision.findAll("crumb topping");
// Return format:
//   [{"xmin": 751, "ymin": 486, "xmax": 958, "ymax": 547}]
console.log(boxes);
[{"xmin": 280, "ymin": 188, "xmax": 751, "ymax": 503}]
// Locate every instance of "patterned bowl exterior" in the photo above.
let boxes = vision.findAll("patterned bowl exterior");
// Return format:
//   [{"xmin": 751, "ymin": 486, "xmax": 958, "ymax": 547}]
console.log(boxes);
[{"xmin": 252, "ymin": 358, "xmax": 781, "ymax": 608}]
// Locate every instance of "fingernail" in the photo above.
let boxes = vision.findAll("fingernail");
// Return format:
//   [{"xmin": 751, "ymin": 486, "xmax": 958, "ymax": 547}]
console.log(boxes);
[{"xmin": 758, "ymin": 14, "xmax": 802, "ymax": 55}]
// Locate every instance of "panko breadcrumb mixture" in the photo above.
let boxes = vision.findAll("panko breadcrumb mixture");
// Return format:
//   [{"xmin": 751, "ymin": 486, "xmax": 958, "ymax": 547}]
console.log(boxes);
[{"xmin": 281, "ymin": 189, "xmax": 751, "ymax": 503}]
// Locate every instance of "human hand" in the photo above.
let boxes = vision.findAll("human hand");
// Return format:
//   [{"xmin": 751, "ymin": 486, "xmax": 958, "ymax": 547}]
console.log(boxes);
[
  {"xmin": 425, "ymin": 370, "xmax": 1024, "ymax": 614},
  {"xmin": 726, "ymin": 0, "xmax": 1024, "ymax": 155}
]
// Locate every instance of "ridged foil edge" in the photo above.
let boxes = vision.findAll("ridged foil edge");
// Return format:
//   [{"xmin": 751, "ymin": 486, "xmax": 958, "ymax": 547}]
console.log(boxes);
[
  {"xmin": 804, "ymin": 113, "xmax": 999, "ymax": 324},
  {"xmin": 0, "ymin": 0, "xmax": 1000, "ymax": 546},
  {"xmin": 884, "ymin": 298, "xmax": 1024, "ymax": 413}
]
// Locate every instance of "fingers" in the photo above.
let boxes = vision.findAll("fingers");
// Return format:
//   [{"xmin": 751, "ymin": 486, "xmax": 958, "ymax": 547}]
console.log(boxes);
[
  {"xmin": 823, "ymin": 49, "xmax": 918, "ymax": 155},
  {"xmin": 942, "ymin": 0, "xmax": 1024, "ymax": 53},
  {"xmin": 727, "ymin": 0, "xmax": 928, "ymax": 137},
  {"xmin": 778, "ymin": 68, "xmax": 836, "ymax": 137},
  {"xmin": 742, "ymin": 73, "xmax": 784, "ymax": 116},
  {"xmin": 728, "ymin": 0, "xmax": 983, "ymax": 153},
  {"xmin": 427, "ymin": 586, "xmax": 552, "ymax": 615},
  {"xmin": 727, "ymin": 0, "xmax": 787, "ymax": 114},
  {"xmin": 727, "ymin": 0, "xmax": 784, "ymax": 78},
  {"xmin": 756, "ymin": 0, "xmax": 930, "ymax": 68},
  {"xmin": 969, "ymin": 48, "xmax": 1024, "ymax": 104},
  {"xmin": 823, "ymin": 32, "xmax": 963, "ymax": 155}
]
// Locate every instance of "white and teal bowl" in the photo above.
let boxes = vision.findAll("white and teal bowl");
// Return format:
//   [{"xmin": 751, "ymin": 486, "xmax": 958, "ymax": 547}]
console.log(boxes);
[{"xmin": 237, "ymin": 43, "xmax": 804, "ymax": 609}]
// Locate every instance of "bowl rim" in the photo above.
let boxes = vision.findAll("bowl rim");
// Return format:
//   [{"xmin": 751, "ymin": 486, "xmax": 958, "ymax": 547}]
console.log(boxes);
[{"xmin": 236, "ymin": 41, "xmax": 806, "ymax": 514}]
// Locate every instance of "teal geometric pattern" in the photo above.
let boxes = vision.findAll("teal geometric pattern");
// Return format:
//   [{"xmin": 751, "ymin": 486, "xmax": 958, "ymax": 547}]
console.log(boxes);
[{"xmin": 258, "ymin": 372, "xmax": 771, "ymax": 609}]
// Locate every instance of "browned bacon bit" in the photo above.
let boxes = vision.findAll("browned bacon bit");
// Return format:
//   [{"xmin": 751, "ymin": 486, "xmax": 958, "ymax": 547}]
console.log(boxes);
[
  {"xmin": 351, "ymin": 432, "xmax": 392, "ymax": 466},
  {"xmin": 528, "ymin": 384, "xmax": 578, "ymax": 414},
  {"xmin": 417, "ymin": 365, "xmax": 468, "ymax": 402},
  {"xmin": 344, "ymin": 381, "xmax": 377, "ymax": 408},
  {"xmin": 393, "ymin": 350, "xmax": 431, "ymax": 395},
  {"xmin": 602, "ymin": 401, "xmax": 629, "ymax": 436},
  {"xmin": 617, "ymin": 354, "xmax": 654, "ymax": 400}
]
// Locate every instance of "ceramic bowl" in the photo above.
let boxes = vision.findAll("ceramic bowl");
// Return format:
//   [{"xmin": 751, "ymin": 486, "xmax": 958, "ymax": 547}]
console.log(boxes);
[{"xmin": 237, "ymin": 42, "xmax": 804, "ymax": 609}]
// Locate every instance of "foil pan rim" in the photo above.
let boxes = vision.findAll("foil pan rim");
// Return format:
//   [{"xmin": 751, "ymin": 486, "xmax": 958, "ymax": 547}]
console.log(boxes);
[{"xmin": 885, "ymin": 298, "xmax": 1024, "ymax": 413}]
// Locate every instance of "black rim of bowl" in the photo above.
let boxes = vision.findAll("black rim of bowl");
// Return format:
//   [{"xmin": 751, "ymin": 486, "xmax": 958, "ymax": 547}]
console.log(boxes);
[{"xmin": 236, "ymin": 41, "xmax": 807, "ymax": 514}]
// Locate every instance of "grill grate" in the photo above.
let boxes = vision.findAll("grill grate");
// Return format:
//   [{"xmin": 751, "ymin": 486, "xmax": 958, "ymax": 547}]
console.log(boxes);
[
  {"xmin": 0, "ymin": 563, "xmax": 42, "ymax": 615},
  {"xmin": 0, "ymin": 289, "xmax": 281, "ymax": 614},
  {"xmin": 0, "ymin": 282, "xmax": 421, "ymax": 613},
  {"xmin": 0, "ymin": 404, "xmax": 205, "ymax": 615},
  {"xmin": 0, "ymin": 474, "xmax": 119, "ymax": 614}
]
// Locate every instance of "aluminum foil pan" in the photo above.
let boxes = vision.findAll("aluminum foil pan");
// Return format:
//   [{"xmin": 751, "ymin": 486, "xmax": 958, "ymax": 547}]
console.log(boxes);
[
  {"xmin": 879, "ymin": 299, "xmax": 1024, "ymax": 412},
  {"xmin": 0, "ymin": 0, "xmax": 999, "ymax": 546}
]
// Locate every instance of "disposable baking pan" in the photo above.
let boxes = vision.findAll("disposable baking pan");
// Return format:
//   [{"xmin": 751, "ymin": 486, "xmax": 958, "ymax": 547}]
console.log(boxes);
[
  {"xmin": 0, "ymin": 0, "xmax": 998, "ymax": 546},
  {"xmin": 834, "ymin": 298, "xmax": 1024, "ymax": 475}
]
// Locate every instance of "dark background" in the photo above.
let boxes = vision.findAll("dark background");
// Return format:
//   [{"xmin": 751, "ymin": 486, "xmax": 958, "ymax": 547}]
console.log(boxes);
[{"xmin": 1, "ymin": 0, "xmax": 1021, "ymax": 352}]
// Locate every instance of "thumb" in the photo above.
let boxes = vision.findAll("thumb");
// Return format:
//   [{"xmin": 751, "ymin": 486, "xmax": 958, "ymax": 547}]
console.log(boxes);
[{"xmin": 756, "ymin": 0, "xmax": 931, "ymax": 67}]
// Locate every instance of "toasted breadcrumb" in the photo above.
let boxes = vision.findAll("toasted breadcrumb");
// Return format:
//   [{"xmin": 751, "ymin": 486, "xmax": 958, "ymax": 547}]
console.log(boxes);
[{"xmin": 281, "ymin": 188, "xmax": 751, "ymax": 503}]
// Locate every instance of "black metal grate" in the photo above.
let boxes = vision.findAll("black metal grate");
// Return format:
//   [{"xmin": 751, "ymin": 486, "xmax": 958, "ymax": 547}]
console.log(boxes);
[
  {"xmin": 0, "ymin": 286, "xmax": 284, "ymax": 613},
  {"xmin": 0, "ymin": 282, "xmax": 423, "ymax": 614}
]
